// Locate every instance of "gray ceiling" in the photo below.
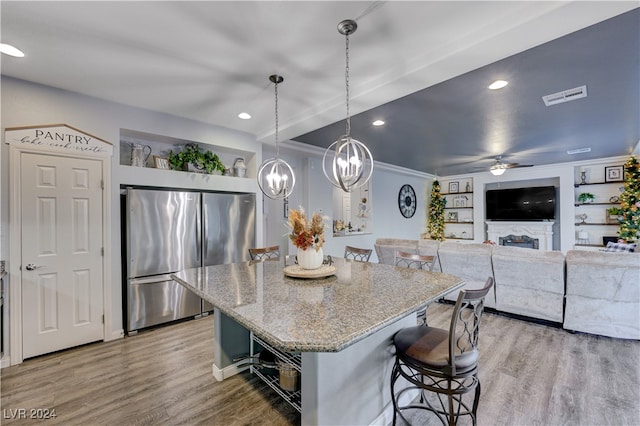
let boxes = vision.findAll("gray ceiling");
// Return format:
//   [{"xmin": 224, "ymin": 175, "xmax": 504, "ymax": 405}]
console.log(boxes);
[{"xmin": 1, "ymin": 2, "xmax": 638, "ymax": 176}]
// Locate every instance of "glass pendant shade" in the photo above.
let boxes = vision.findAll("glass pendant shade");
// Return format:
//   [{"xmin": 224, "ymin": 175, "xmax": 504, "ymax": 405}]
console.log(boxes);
[
  {"xmin": 258, "ymin": 157, "xmax": 295, "ymax": 199},
  {"xmin": 323, "ymin": 135, "xmax": 373, "ymax": 192},
  {"xmin": 257, "ymin": 74, "xmax": 295, "ymax": 200}
]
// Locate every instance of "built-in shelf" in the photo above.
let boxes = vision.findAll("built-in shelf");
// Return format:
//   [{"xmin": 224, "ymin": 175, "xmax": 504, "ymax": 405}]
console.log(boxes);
[
  {"xmin": 446, "ymin": 237, "xmax": 474, "ymax": 241},
  {"xmin": 575, "ymin": 243, "xmax": 605, "ymax": 248},
  {"xmin": 574, "ymin": 181, "xmax": 623, "ymax": 187},
  {"xmin": 445, "ymin": 221, "xmax": 474, "ymax": 224},
  {"xmin": 575, "ymin": 202, "xmax": 619, "ymax": 206},
  {"xmin": 444, "ymin": 206, "xmax": 473, "ymax": 210},
  {"xmin": 442, "ymin": 191, "xmax": 473, "ymax": 196},
  {"xmin": 575, "ymin": 222, "xmax": 618, "ymax": 226},
  {"xmin": 251, "ymin": 334, "xmax": 301, "ymax": 414}
]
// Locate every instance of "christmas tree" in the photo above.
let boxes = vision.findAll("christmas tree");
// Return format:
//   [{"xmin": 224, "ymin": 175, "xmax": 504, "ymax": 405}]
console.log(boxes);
[
  {"xmin": 427, "ymin": 179, "xmax": 446, "ymax": 240},
  {"xmin": 616, "ymin": 155, "xmax": 640, "ymax": 243}
]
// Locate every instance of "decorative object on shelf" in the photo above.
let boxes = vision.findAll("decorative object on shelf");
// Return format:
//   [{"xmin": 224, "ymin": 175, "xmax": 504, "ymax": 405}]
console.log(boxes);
[
  {"xmin": 578, "ymin": 192, "xmax": 595, "ymax": 204},
  {"xmin": 153, "ymin": 156, "xmax": 170, "ymax": 169},
  {"xmin": 398, "ymin": 184, "xmax": 417, "ymax": 218},
  {"xmin": 609, "ymin": 195, "xmax": 620, "ymax": 203},
  {"xmin": 605, "ymin": 165, "xmax": 624, "ymax": 182},
  {"xmin": 258, "ymin": 75, "xmax": 296, "ymax": 199},
  {"xmin": 607, "ymin": 208, "xmax": 622, "ymax": 224},
  {"xmin": 129, "ymin": 142, "xmax": 151, "ymax": 167},
  {"xmin": 322, "ymin": 19, "xmax": 373, "ymax": 193},
  {"xmin": 427, "ymin": 179, "xmax": 445, "ymax": 241},
  {"xmin": 614, "ymin": 156, "xmax": 639, "ymax": 242},
  {"xmin": 448, "ymin": 181, "xmax": 459, "ymax": 193},
  {"xmin": 453, "ymin": 195, "xmax": 468, "ymax": 207},
  {"xmin": 447, "ymin": 211, "xmax": 458, "ymax": 222},
  {"xmin": 233, "ymin": 157, "xmax": 247, "ymax": 177},
  {"xmin": 465, "ymin": 182, "xmax": 471, "ymax": 192},
  {"xmin": 287, "ymin": 208, "xmax": 326, "ymax": 269},
  {"xmin": 578, "ymin": 213, "xmax": 587, "ymax": 224},
  {"xmin": 358, "ymin": 196, "xmax": 368, "ymax": 218},
  {"xmin": 580, "ymin": 170, "xmax": 587, "ymax": 184},
  {"xmin": 576, "ymin": 230, "xmax": 589, "ymax": 245},
  {"xmin": 168, "ymin": 143, "xmax": 225, "ymax": 174}
]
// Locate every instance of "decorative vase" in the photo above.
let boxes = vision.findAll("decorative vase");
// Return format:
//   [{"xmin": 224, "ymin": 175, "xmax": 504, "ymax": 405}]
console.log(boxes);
[{"xmin": 297, "ymin": 247, "xmax": 323, "ymax": 269}]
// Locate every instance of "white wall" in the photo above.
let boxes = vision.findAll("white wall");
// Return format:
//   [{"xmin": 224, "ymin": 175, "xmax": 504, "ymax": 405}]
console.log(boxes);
[
  {"xmin": 1, "ymin": 76, "xmax": 263, "ymax": 343},
  {"xmin": 262, "ymin": 143, "xmax": 433, "ymax": 262}
]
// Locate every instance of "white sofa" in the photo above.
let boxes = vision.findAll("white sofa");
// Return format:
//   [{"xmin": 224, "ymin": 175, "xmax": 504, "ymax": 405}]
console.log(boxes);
[
  {"xmin": 374, "ymin": 238, "xmax": 420, "ymax": 265},
  {"xmin": 436, "ymin": 241, "xmax": 496, "ymax": 309},
  {"xmin": 373, "ymin": 238, "xmax": 640, "ymax": 339},
  {"xmin": 563, "ymin": 250, "xmax": 640, "ymax": 339},
  {"xmin": 492, "ymin": 245, "xmax": 565, "ymax": 322}
]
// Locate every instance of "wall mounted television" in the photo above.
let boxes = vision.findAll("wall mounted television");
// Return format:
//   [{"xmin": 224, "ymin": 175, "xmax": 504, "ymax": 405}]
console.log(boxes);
[{"xmin": 486, "ymin": 186, "xmax": 556, "ymax": 221}]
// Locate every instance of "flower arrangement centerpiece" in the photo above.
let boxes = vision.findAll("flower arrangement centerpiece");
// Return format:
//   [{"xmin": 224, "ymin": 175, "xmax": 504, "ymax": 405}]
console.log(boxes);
[{"xmin": 287, "ymin": 208, "xmax": 325, "ymax": 269}]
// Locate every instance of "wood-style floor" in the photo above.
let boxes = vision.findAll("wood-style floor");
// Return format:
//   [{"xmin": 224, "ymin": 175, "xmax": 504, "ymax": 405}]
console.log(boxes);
[{"xmin": 1, "ymin": 303, "xmax": 639, "ymax": 425}]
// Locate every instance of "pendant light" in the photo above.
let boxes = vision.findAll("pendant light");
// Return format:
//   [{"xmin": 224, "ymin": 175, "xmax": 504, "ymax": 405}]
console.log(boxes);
[
  {"xmin": 258, "ymin": 75, "xmax": 295, "ymax": 199},
  {"xmin": 322, "ymin": 19, "xmax": 373, "ymax": 192}
]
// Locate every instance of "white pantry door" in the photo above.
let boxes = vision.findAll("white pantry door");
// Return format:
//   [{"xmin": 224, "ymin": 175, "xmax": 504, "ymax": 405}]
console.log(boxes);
[{"xmin": 21, "ymin": 152, "xmax": 104, "ymax": 358}]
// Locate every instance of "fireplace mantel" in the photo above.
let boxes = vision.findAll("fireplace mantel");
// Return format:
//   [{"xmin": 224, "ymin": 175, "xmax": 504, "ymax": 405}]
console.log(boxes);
[{"xmin": 486, "ymin": 221, "xmax": 554, "ymax": 250}]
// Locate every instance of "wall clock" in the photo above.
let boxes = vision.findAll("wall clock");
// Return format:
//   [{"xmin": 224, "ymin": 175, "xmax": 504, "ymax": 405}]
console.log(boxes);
[{"xmin": 398, "ymin": 184, "xmax": 417, "ymax": 218}]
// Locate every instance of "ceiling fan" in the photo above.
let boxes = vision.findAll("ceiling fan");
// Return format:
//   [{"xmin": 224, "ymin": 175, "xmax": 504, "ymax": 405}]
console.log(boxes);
[{"xmin": 489, "ymin": 155, "xmax": 533, "ymax": 175}]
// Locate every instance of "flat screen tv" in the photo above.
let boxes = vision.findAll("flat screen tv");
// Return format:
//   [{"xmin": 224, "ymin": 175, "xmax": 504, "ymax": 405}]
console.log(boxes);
[{"xmin": 486, "ymin": 186, "xmax": 556, "ymax": 221}]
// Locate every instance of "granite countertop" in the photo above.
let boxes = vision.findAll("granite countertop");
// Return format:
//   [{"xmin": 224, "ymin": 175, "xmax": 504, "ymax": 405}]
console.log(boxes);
[{"xmin": 172, "ymin": 257, "xmax": 464, "ymax": 353}]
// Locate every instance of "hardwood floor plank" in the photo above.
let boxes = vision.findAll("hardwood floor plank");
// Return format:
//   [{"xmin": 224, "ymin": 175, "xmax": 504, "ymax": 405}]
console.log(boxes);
[{"xmin": 2, "ymin": 305, "xmax": 638, "ymax": 425}]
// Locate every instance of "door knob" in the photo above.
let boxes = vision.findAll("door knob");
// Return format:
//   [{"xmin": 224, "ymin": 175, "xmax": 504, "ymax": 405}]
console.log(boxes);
[{"xmin": 25, "ymin": 263, "xmax": 39, "ymax": 271}]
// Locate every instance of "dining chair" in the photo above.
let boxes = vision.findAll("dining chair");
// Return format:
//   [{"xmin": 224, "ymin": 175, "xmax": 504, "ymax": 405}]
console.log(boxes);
[
  {"xmin": 248, "ymin": 245, "xmax": 280, "ymax": 261},
  {"xmin": 390, "ymin": 277, "xmax": 494, "ymax": 426},
  {"xmin": 344, "ymin": 245, "xmax": 373, "ymax": 262},
  {"xmin": 394, "ymin": 250, "xmax": 436, "ymax": 271}
]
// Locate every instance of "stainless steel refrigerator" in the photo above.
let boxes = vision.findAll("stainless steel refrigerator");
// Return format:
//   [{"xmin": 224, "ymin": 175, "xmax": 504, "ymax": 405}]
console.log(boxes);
[{"xmin": 124, "ymin": 188, "xmax": 255, "ymax": 333}]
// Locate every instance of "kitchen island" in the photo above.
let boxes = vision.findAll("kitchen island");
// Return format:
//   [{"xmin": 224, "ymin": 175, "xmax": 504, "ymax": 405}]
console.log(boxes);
[{"xmin": 172, "ymin": 257, "xmax": 464, "ymax": 425}]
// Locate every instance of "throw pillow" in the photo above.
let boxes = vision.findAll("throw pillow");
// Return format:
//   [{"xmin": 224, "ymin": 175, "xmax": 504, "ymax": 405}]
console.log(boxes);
[{"xmin": 604, "ymin": 241, "xmax": 636, "ymax": 253}]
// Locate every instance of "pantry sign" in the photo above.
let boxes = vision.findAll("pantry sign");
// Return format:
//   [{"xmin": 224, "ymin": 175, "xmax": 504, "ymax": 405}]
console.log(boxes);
[{"xmin": 5, "ymin": 124, "xmax": 113, "ymax": 157}]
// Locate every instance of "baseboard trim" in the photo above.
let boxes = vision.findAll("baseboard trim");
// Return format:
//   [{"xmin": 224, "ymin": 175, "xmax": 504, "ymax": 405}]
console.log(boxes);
[{"xmin": 212, "ymin": 361, "xmax": 249, "ymax": 382}]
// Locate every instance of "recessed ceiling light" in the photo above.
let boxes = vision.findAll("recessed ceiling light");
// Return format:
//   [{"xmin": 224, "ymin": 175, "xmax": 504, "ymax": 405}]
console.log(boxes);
[
  {"xmin": 488, "ymin": 80, "xmax": 508, "ymax": 90},
  {"xmin": 372, "ymin": 120, "xmax": 385, "ymax": 126},
  {"xmin": 237, "ymin": 112, "xmax": 251, "ymax": 120},
  {"xmin": 0, "ymin": 43, "xmax": 25, "ymax": 57},
  {"xmin": 567, "ymin": 148, "xmax": 591, "ymax": 155}
]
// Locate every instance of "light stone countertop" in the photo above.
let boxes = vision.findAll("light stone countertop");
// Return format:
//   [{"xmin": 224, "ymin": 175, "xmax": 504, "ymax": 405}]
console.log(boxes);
[{"xmin": 172, "ymin": 257, "xmax": 464, "ymax": 353}]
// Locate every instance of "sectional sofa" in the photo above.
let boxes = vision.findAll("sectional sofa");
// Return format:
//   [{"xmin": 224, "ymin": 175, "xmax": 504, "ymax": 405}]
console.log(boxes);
[{"xmin": 373, "ymin": 238, "xmax": 640, "ymax": 340}]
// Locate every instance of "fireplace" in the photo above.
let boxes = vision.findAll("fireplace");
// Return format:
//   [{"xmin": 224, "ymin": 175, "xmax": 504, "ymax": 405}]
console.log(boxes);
[
  {"xmin": 486, "ymin": 221, "xmax": 554, "ymax": 251},
  {"xmin": 499, "ymin": 234, "xmax": 539, "ymax": 249}
]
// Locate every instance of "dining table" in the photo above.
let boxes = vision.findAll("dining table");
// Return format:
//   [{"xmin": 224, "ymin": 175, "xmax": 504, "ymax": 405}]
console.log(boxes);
[{"xmin": 172, "ymin": 256, "xmax": 464, "ymax": 425}]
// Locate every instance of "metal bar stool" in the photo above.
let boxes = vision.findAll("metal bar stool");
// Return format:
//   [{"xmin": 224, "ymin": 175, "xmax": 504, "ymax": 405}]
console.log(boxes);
[
  {"xmin": 248, "ymin": 245, "xmax": 280, "ymax": 261},
  {"xmin": 344, "ymin": 245, "xmax": 373, "ymax": 262},
  {"xmin": 390, "ymin": 277, "xmax": 494, "ymax": 426}
]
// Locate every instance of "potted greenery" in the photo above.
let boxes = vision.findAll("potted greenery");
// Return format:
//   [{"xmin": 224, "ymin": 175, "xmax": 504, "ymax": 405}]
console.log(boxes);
[
  {"xmin": 168, "ymin": 143, "xmax": 225, "ymax": 174},
  {"xmin": 577, "ymin": 192, "xmax": 595, "ymax": 204}
]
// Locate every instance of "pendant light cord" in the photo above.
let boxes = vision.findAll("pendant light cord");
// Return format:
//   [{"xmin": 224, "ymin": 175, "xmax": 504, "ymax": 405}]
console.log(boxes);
[
  {"xmin": 275, "ymin": 80, "xmax": 280, "ymax": 158},
  {"xmin": 345, "ymin": 32, "xmax": 351, "ymax": 137}
]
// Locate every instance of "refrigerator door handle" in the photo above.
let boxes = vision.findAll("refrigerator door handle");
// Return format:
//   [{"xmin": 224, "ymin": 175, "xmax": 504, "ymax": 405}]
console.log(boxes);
[
  {"xmin": 202, "ymin": 203, "xmax": 207, "ymax": 262},
  {"xmin": 197, "ymin": 202, "xmax": 203, "ymax": 264}
]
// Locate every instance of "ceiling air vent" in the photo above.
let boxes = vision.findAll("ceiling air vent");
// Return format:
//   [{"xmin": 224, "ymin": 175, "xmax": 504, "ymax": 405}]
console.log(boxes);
[{"xmin": 542, "ymin": 85, "xmax": 587, "ymax": 106}]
